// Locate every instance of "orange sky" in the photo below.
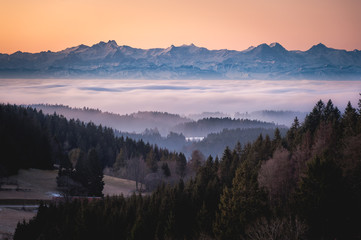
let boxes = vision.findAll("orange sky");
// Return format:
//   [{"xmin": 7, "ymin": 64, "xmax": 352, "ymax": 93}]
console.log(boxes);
[{"xmin": 1, "ymin": 0, "xmax": 361, "ymax": 54}]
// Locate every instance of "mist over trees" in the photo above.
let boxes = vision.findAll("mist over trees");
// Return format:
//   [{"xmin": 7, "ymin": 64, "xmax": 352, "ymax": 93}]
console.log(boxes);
[
  {"xmin": 172, "ymin": 117, "xmax": 281, "ymax": 137},
  {"xmin": 29, "ymin": 104, "xmax": 191, "ymax": 136},
  {"xmin": 29, "ymin": 104, "xmax": 287, "ymax": 158},
  {"xmin": 192, "ymin": 127, "xmax": 287, "ymax": 157},
  {"xmin": 24, "ymin": 103, "xmax": 290, "ymax": 161},
  {"xmin": 235, "ymin": 110, "xmax": 307, "ymax": 127},
  {"xmin": 0, "ymin": 104, "xmax": 187, "ymax": 194},
  {"xmin": 114, "ymin": 127, "xmax": 287, "ymax": 159},
  {"xmin": 13, "ymin": 95, "xmax": 361, "ymax": 239}
]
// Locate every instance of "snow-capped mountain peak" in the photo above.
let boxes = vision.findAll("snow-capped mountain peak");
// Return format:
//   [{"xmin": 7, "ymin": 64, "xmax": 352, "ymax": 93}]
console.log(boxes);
[
  {"xmin": 1, "ymin": 41, "xmax": 360, "ymax": 80},
  {"xmin": 307, "ymin": 43, "xmax": 329, "ymax": 53}
]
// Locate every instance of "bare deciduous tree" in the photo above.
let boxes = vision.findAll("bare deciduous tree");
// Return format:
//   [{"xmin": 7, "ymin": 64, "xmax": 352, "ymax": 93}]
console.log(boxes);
[
  {"xmin": 311, "ymin": 122, "xmax": 333, "ymax": 157},
  {"xmin": 126, "ymin": 157, "xmax": 146, "ymax": 192},
  {"xmin": 258, "ymin": 147, "xmax": 293, "ymax": 204},
  {"xmin": 188, "ymin": 149, "xmax": 205, "ymax": 176}
]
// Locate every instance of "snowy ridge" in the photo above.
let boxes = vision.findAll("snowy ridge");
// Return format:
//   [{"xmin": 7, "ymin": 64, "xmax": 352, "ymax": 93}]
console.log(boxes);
[{"xmin": 0, "ymin": 41, "xmax": 360, "ymax": 79}]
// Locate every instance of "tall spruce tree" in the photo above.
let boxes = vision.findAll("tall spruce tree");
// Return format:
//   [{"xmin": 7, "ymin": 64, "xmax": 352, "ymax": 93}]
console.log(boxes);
[
  {"xmin": 74, "ymin": 148, "xmax": 104, "ymax": 196},
  {"xmin": 214, "ymin": 160, "xmax": 268, "ymax": 239},
  {"xmin": 295, "ymin": 156, "xmax": 345, "ymax": 239},
  {"xmin": 176, "ymin": 153, "xmax": 187, "ymax": 178},
  {"xmin": 342, "ymin": 101, "xmax": 358, "ymax": 136}
]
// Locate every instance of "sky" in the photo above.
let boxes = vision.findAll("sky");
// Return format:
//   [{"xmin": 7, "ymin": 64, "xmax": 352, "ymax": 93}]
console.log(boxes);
[{"xmin": 1, "ymin": 0, "xmax": 361, "ymax": 54}]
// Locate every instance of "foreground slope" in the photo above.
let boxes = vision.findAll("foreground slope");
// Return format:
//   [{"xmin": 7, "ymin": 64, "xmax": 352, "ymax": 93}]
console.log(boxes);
[{"xmin": 13, "ymin": 96, "xmax": 361, "ymax": 240}]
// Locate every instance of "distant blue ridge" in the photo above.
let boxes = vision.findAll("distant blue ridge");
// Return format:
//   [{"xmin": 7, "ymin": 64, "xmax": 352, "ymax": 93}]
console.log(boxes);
[{"xmin": 1, "ymin": 41, "xmax": 361, "ymax": 80}]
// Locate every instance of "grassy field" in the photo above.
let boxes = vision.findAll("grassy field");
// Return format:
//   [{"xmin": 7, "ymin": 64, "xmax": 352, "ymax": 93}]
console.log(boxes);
[
  {"xmin": 103, "ymin": 175, "xmax": 136, "ymax": 196},
  {"xmin": 0, "ymin": 169, "xmax": 59, "ymax": 201},
  {"xmin": 0, "ymin": 168, "xmax": 137, "ymax": 239},
  {"xmin": 0, "ymin": 168, "xmax": 136, "ymax": 200}
]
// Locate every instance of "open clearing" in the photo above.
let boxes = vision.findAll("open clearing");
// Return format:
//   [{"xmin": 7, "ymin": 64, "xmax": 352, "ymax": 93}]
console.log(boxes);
[
  {"xmin": 0, "ymin": 168, "xmax": 136, "ymax": 239},
  {"xmin": 0, "ymin": 169, "xmax": 59, "ymax": 201},
  {"xmin": 103, "ymin": 175, "xmax": 136, "ymax": 196},
  {"xmin": 0, "ymin": 168, "xmax": 136, "ymax": 200}
]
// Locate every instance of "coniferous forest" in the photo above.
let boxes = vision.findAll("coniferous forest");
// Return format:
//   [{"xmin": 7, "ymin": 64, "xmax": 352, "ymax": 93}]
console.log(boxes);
[
  {"xmin": 0, "ymin": 104, "xmax": 184, "ymax": 195},
  {"xmin": 2, "ymin": 95, "xmax": 361, "ymax": 239}
]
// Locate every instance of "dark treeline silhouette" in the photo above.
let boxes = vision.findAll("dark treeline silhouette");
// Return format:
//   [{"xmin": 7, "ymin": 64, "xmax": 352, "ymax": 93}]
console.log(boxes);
[
  {"xmin": 0, "ymin": 104, "xmax": 53, "ymax": 176},
  {"xmin": 30, "ymin": 104, "xmax": 285, "ymax": 158},
  {"xmin": 172, "ymin": 117, "xmax": 281, "ymax": 137},
  {"xmin": 14, "ymin": 95, "xmax": 361, "ymax": 239},
  {"xmin": 115, "ymin": 127, "xmax": 287, "ymax": 158},
  {"xmin": 30, "ymin": 104, "xmax": 191, "ymax": 136},
  {"xmin": 192, "ymin": 127, "xmax": 288, "ymax": 157},
  {"xmin": 113, "ymin": 129, "xmax": 188, "ymax": 156}
]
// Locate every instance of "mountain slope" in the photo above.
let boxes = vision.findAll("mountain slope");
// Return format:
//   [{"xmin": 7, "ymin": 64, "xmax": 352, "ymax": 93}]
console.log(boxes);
[{"xmin": 1, "ymin": 41, "xmax": 361, "ymax": 79}]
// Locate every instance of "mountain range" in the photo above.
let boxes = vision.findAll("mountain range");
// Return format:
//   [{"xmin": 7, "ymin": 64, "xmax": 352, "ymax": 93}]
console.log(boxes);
[{"xmin": 1, "ymin": 41, "xmax": 361, "ymax": 79}]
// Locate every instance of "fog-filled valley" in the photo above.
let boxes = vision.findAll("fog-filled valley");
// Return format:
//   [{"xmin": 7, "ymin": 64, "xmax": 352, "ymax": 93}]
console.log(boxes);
[
  {"xmin": 29, "ymin": 104, "xmax": 290, "ymax": 157},
  {"xmin": 1, "ymin": 78, "xmax": 360, "ymax": 240}
]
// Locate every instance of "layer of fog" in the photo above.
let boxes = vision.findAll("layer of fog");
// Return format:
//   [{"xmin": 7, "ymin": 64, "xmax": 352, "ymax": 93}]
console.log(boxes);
[{"xmin": 0, "ymin": 79, "xmax": 359, "ymax": 118}]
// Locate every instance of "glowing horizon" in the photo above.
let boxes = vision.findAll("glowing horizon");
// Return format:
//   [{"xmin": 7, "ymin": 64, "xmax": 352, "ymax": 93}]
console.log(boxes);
[{"xmin": 1, "ymin": 0, "xmax": 361, "ymax": 54}]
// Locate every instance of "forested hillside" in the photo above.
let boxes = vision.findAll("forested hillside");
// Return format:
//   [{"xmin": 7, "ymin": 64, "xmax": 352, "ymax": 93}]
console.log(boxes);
[
  {"xmin": 27, "ymin": 104, "xmax": 287, "ymax": 158},
  {"xmin": 192, "ymin": 127, "xmax": 287, "ymax": 157},
  {"xmin": 115, "ymin": 127, "xmax": 287, "ymax": 158},
  {"xmin": 30, "ymin": 104, "xmax": 191, "ymax": 135},
  {"xmin": 13, "ymin": 95, "xmax": 361, "ymax": 239},
  {"xmin": 0, "ymin": 104, "xmax": 185, "ymax": 195},
  {"xmin": 172, "ymin": 117, "xmax": 280, "ymax": 137}
]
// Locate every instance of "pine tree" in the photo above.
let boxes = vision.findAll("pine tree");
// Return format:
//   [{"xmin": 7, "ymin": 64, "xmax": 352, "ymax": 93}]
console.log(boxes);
[
  {"xmin": 342, "ymin": 101, "xmax": 358, "ymax": 136},
  {"xmin": 214, "ymin": 161, "xmax": 268, "ymax": 239},
  {"xmin": 324, "ymin": 99, "xmax": 341, "ymax": 123},
  {"xmin": 286, "ymin": 117, "xmax": 300, "ymax": 149},
  {"xmin": 74, "ymin": 148, "xmax": 104, "ymax": 196},
  {"xmin": 295, "ymin": 156, "xmax": 345, "ymax": 239},
  {"xmin": 161, "ymin": 163, "xmax": 171, "ymax": 177},
  {"xmin": 218, "ymin": 147, "xmax": 233, "ymax": 187},
  {"xmin": 176, "ymin": 153, "xmax": 187, "ymax": 178},
  {"xmin": 273, "ymin": 128, "xmax": 282, "ymax": 148},
  {"xmin": 86, "ymin": 148, "xmax": 104, "ymax": 197},
  {"xmin": 303, "ymin": 100, "xmax": 325, "ymax": 134}
]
